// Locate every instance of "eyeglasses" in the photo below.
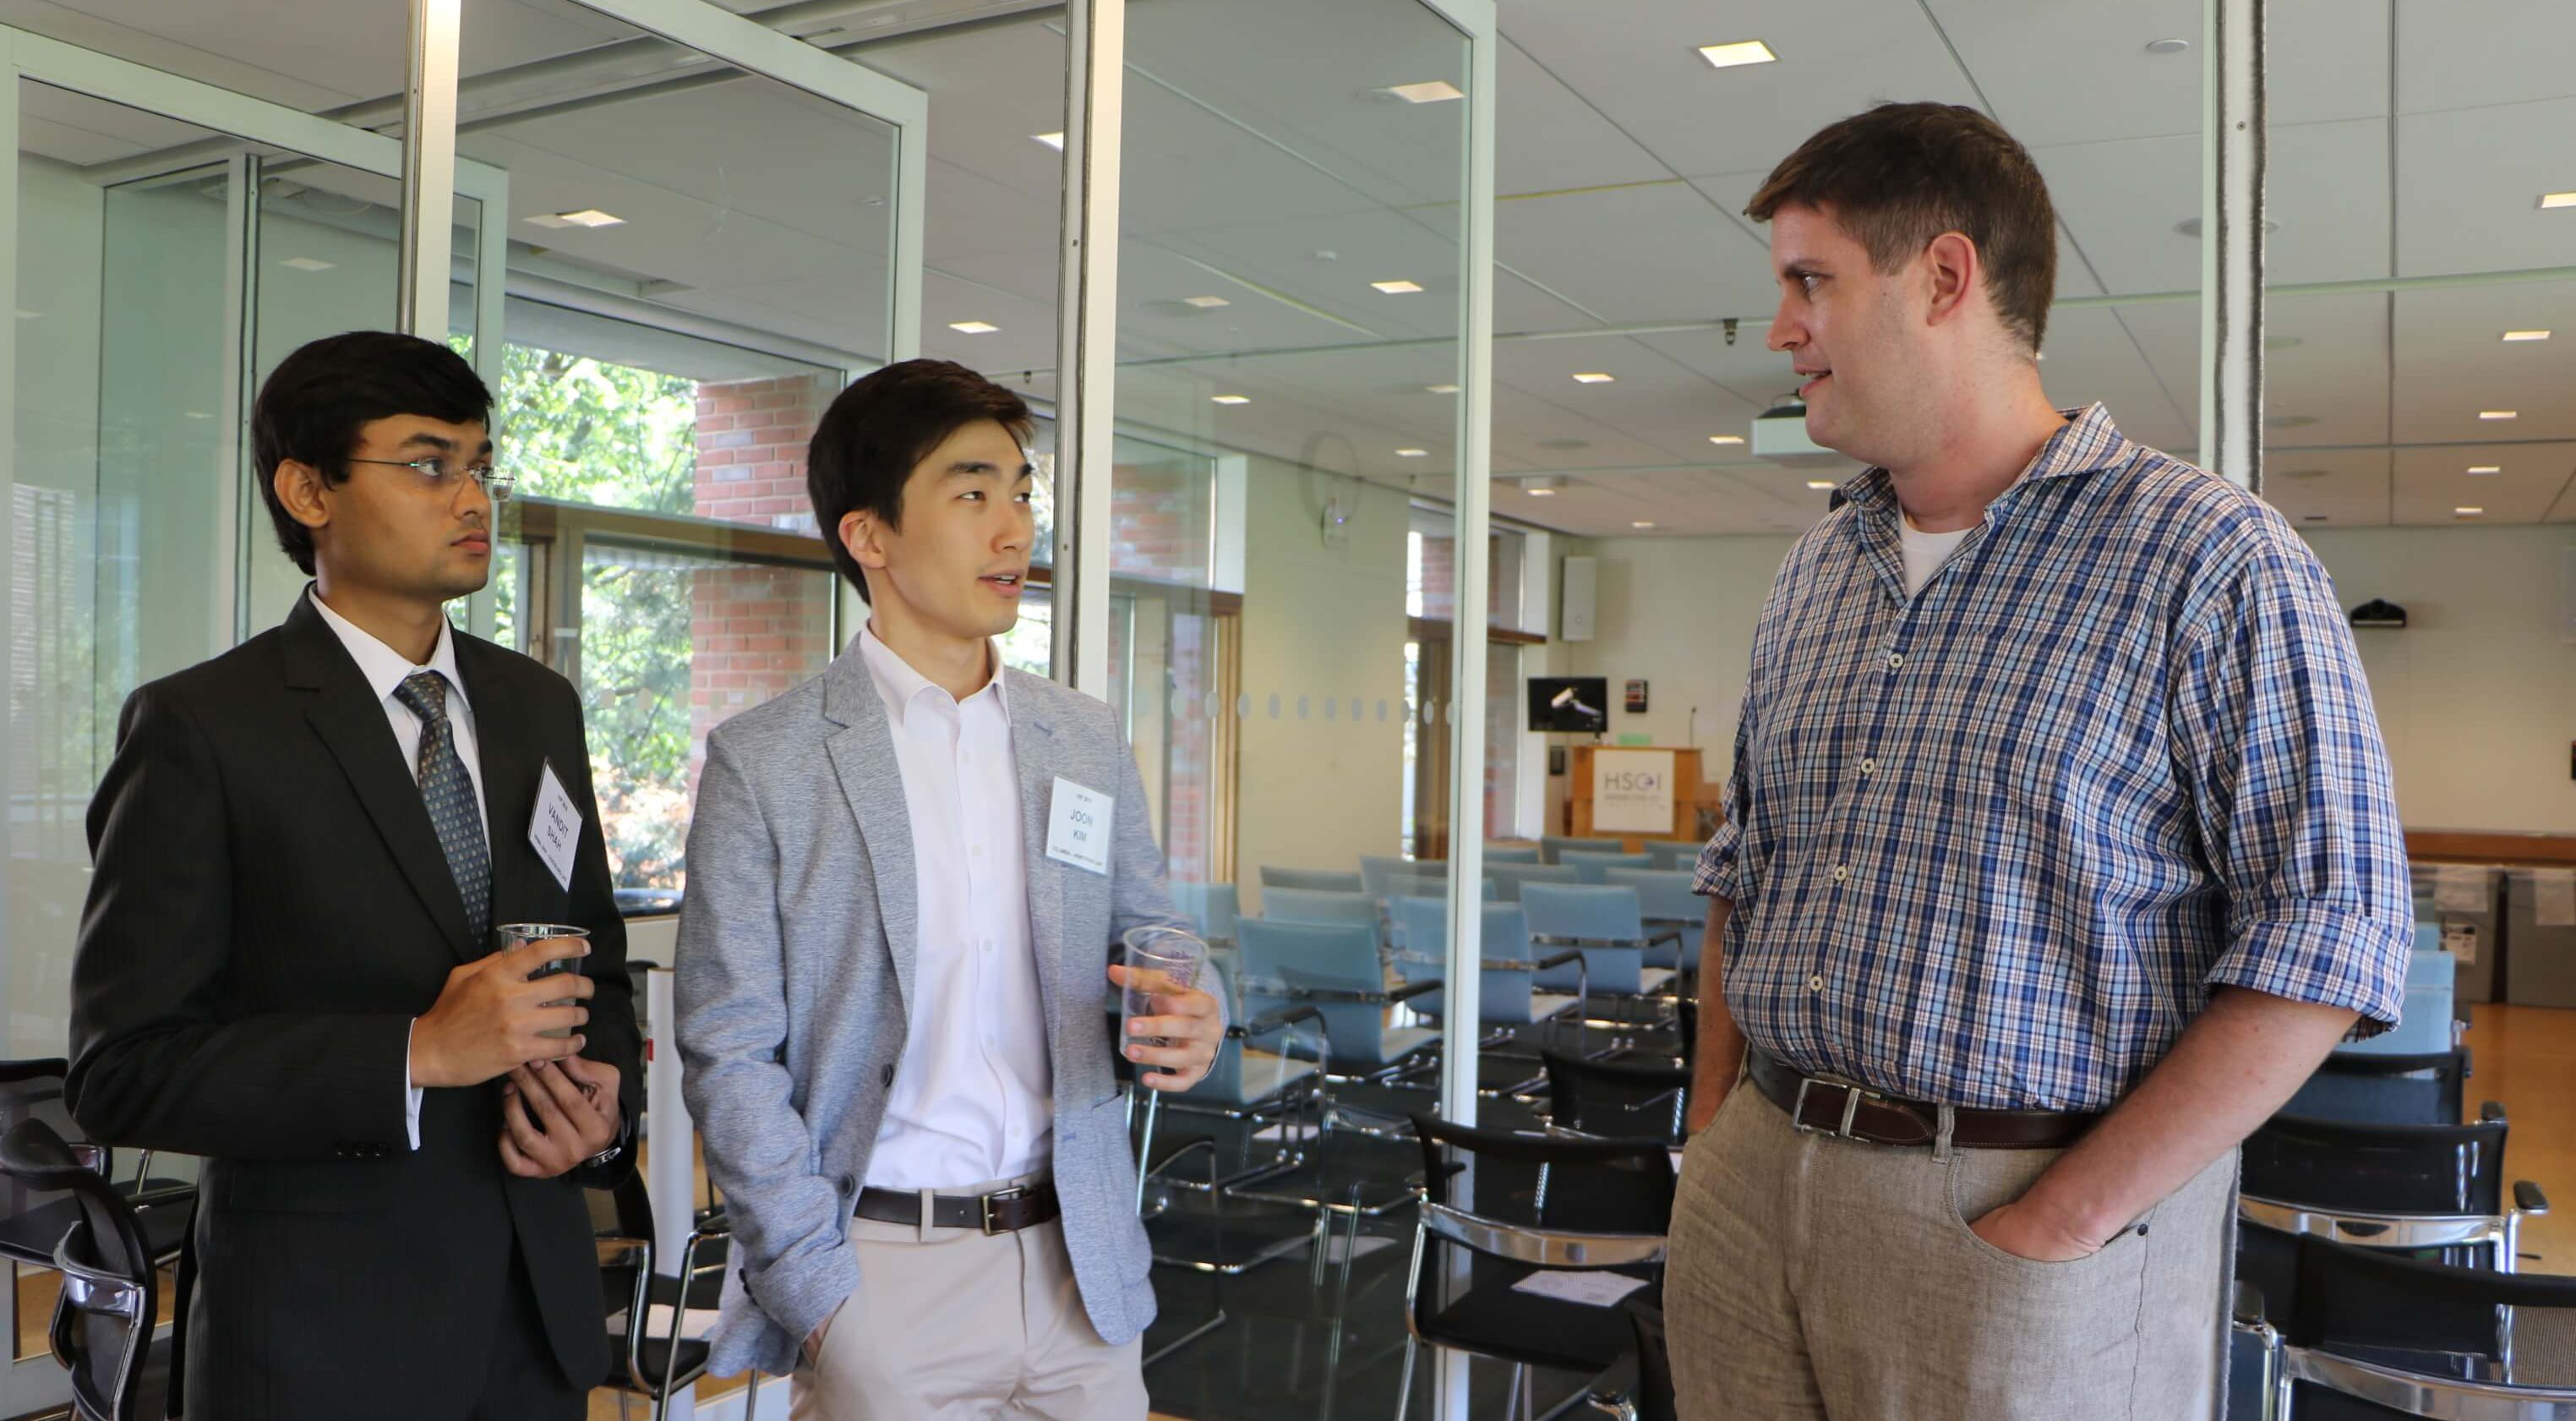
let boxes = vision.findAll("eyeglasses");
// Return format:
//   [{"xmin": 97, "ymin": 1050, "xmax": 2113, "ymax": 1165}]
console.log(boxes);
[{"xmin": 347, "ymin": 456, "xmax": 516, "ymax": 503}]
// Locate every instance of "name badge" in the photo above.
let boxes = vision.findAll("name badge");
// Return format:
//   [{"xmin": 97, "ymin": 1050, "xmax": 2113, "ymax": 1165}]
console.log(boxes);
[
  {"xmin": 1045, "ymin": 777, "xmax": 1114, "ymax": 876},
  {"xmin": 528, "ymin": 760, "xmax": 582, "ymax": 892}
]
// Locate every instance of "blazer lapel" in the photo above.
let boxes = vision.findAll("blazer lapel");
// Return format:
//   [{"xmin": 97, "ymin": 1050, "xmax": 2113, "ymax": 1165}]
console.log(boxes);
[
  {"xmin": 821, "ymin": 642, "xmax": 918, "ymax": 1019},
  {"xmin": 282, "ymin": 594, "xmax": 477, "ymax": 961},
  {"xmin": 1007, "ymin": 675, "xmax": 1075, "ymax": 1056},
  {"xmin": 455, "ymin": 635, "xmax": 534, "ymax": 933}
]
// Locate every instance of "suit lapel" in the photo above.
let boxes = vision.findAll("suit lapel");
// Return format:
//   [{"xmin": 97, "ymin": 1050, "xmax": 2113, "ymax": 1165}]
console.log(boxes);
[
  {"xmin": 1008, "ymin": 675, "xmax": 1074, "ymax": 1059},
  {"xmin": 821, "ymin": 642, "xmax": 918, "ymax": 1019},
  {"xmin": 283, "ymin": 594, "xmax": 477, "ymax": 961},
  {"xmin": 456, "ymin": 636, "xmax": 534, "ymax": 935}
]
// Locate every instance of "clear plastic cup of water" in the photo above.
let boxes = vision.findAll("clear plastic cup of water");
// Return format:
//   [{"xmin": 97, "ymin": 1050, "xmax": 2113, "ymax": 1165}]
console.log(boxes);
[
  {"xmin": 496, "ymin": 922, "xmax": 589, "ymax": 1039},
  {"xmin": 1120, "ymin": 926, "xmax": 1207, "ymax": 1068}
]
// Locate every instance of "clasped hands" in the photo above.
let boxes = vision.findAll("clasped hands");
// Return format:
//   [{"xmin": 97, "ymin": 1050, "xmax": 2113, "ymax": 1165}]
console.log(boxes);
[{"xmin": 412, "ymin": 936, "xmax": 622, "ymax": 1178}]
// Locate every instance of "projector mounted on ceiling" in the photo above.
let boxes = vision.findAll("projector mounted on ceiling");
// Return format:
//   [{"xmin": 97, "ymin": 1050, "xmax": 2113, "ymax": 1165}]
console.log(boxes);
[{"xmin": 1750, "ymin": 400, "xmax": 1849, "ymax": 467}]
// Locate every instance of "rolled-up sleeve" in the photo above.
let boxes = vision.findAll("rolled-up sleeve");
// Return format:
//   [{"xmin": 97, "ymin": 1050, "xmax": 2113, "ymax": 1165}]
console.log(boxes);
[
  {"xmin": 1693, "ymin": 683, "xmax": 1757, "ymax": 904},
  {"xmin": 2169, "ymin": 534, "xmax": 2411, "ymax": 1033}
]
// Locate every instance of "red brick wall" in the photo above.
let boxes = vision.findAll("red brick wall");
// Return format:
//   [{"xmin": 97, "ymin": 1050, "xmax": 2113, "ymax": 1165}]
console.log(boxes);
[{"xmin": 693, "ymin": 374, "xmax": 832, "ymax": 534}]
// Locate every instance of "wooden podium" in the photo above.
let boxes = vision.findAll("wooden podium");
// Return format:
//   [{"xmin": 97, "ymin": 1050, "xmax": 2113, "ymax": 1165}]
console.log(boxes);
[{"xmin": 1568, "ymin": 745, "xmax": 1716, "ymax": 846}]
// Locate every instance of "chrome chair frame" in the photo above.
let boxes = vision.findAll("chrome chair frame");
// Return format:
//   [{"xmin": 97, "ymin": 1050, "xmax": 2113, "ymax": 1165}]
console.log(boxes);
[
  {"xmin": 2240, "ymin": 1102, "xmax": 2550, "ymax": 1273},
  {"xmin": 1394, "ymin": 1200, "xmax": 1668, "ymax": 1421}
]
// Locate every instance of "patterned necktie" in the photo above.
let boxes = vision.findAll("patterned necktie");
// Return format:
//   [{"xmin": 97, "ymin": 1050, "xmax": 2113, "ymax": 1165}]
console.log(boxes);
[{"xmin": 394, "ymin": 671, "xmax": 491, "ymax": 946}]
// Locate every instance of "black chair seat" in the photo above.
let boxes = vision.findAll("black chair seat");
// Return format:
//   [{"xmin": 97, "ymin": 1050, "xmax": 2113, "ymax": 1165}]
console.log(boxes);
[
  {"xmin": 0, "ymin": 1189, "xmax": 191, "ymax": 1271},
  {"xmin": 600, "ymin": 1334, "xmax": 712, "ymax": 1390},
  {"xmin": 1415, "ymin": 1269, "xmax": 1658, "ymax": 1375}
]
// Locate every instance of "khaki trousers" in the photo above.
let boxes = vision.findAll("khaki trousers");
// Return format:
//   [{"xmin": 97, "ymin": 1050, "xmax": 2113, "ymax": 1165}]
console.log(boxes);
[
  {"xmin": 789, "ymin": 1177, "xmax": 1149, "ymax": 1421},
  {"xmin": 1667, "ymin": 1076, "xmax": 2236, "ymax": 1421}
]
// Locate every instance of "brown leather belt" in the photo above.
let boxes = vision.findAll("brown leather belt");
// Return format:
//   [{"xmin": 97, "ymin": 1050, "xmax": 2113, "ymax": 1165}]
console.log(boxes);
[
  {"xmin": 1744, "ymin": 1047, "xmax": 2098, "ymax": 1150},
  {"xmin": 855, "ymin": 1180, "xmax": 1061, "ymax": 1235}
]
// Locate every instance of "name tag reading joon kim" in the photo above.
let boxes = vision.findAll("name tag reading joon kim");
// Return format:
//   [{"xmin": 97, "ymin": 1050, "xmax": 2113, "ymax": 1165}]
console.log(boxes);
[
  {"xmin": 1045, "ymin": 777, "xmax": 1114, "ymax": 875},
  {"xmin": 528, "ymin": 760, "xmax": 583, "ymax": 892}
]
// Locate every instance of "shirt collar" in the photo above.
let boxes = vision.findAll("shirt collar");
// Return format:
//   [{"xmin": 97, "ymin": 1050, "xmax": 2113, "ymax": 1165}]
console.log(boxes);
[
  {"xmin": 856, "ymin": 620, "xmax": 1008, "ymax": 730},
  {"xmin": 308, "ymin": 586, "xmax": 468, "ymax": 713},
  {"xmin": 1837, "ymin": 402, "xmax": 2134, "ymax": 516}
]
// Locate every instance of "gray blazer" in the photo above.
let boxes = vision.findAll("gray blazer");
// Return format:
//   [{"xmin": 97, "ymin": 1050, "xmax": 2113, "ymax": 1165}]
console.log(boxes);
[{"xmin": 674, "ymin": 638, "xmax": 1188, "ymax": 1378}]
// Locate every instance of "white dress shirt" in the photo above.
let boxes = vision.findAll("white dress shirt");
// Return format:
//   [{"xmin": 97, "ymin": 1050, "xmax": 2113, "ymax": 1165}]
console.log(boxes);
[
  {"xmin": 857, "ymin": 622, "xmax": 1053, "ymax": 1190},
  {"xmin": 311, "ymin": 590, "xmax": 487, "ymax": 1152}
]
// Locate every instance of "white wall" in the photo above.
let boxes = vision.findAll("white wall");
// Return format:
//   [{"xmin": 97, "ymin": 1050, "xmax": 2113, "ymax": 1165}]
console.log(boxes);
[
  {"xmin": 1558, "ymin": 524, "xmax": 2576, "ymax": 835},
  {"xmin": 1234, "ymin": 456, "xmax": 1412, "ymax": 910}
]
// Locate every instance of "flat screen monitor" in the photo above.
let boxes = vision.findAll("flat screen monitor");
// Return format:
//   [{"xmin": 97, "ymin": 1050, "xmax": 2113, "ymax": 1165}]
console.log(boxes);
[{"xmin": 1528, "ymin": 676, "xmax": 1609, "ymax": 734}]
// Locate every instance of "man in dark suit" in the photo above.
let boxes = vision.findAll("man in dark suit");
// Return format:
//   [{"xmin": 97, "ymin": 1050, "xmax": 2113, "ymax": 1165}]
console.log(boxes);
[{"xmin": 67, "ymin": 331, "xmax": 643, "ymax": 1419}]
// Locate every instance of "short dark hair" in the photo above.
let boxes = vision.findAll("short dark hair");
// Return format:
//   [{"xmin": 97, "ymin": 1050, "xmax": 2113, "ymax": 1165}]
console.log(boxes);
[
  {"xmin": 805, "ymin": 359, "xmax": 1034, "ymax": 603},
  {"xmin": 1746, "ymin": 101, "xmax": 2059, "ymax": 353},
  {"xmin": 251, "ymin": 331, "xmax": 493, "ymax": 576}
]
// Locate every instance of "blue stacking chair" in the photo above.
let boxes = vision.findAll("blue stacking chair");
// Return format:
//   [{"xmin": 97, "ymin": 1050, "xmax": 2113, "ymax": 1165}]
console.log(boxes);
[
  {"xmin": 1236, "ymin": 919, "xmax": 1439, "ymax": 1077},
  {"xmin": 1260, "ymin": 866, "xmax": 1363, "ymax": 894},
  {"xmin": 1520, "ymin": 883, "xmax": 1681, "ymax": 1008},
  {"xmin": 2336, "ymin": 950, "xmax": 2458, "ymax": 1058},
  {"xmin": 1382, "ymin": 872, "xmax": 1494, "ymax": 953},
  {"xmin": 1645, "ymin": 840, "xmax": 1701, "ymax": 872},
  {"xmin": 1540, "ymin": 835, "xmax": 1626, "ymax": 866},
  {"xmin": 1483, "ymin": 843, "xmax": 1542, "ymax": 865},
  {"xmin": 1358, "ymin": 855, "xmax": 1414, "ymax": 904},
  {"xmin": 1604, "ymin": 868, "xmax": 1705, "ymax": 972},
  {"xmin": 1490, "ymin": 862, "xmax": 1580, "ymax": 902},
  {"xmin": 1392, "ymin": 898, "xmax": 1587, "ymax": 1036},
  {"xmin": 1560, "ymin": 850, "xmax": 1651, "ymax": 885},
  {"xmin": 1169, "ymin": 882, "xmax": 1239, "ymax": 947},
  {"xmin": 1260, "ymin": 887, "xmax": 1378, "ymax": 932},
  {"xmin": 1177, "ymin": 957, "xmax": 1325, "ymax": 1118}
]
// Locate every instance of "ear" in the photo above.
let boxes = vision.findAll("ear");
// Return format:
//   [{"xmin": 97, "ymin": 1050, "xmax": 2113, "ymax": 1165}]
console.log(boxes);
[
  {"xmin": 272, "ymin": 460, "xmax": 332, "ymax": 534},
  {"xmin": 1920, "ymin": 231, "xmax": 1980, "ymax": 329},
  {"xmin": 838, "ymin": 508, "xmax": 890, "ymax": 576}
]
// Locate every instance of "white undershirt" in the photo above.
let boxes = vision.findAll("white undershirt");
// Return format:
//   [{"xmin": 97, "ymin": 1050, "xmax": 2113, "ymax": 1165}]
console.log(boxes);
[
  {"xmin": 856, "ymin": 623, "xmax": 1052, "ymax": 1190},
  {"xmin": 1898, "ymin": 513, "xmax": 1976, "ymax": 596},
  {"xmin": 310, "ymin": 589, "xmax": 485, "ymax": 1152}
]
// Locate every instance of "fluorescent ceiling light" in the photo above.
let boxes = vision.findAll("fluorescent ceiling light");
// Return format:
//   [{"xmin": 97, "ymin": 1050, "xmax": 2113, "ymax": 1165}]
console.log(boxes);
[
  {"xmin": 1631, "ymin": 521, "xmax": 1656, "ymax": 529},
  {"xmin": 2502, "ymin": 330, "xmax": 2552, "ymax": 342},
  {"xmin": 1372, "ymin": 279, "xmax": 1424, "ymax": 294},
  {"xmin": 1427, "ymin": 384, "xmax": 1460, "ymax": 394},
  {"xmin": 2541, "ymin": 191, "xmax": 2576, "ymax": 210},
  {"xmin": 1395, "ymin": 448, "xmax": 1428, "ymax": 457},
  {"xmin": 1698, "ymin": 39, "xmax": 1778, "ymax": 69},
  {"xmin": 1182, "ymin": 295, "xmax": 1231, "ymax": 309},
  {"xmin": 948, "ymin": 320, "xmax": 999, "ymax": 334},
  {"xmin": 1525, "ymin": 487, "xmax": 1556, "ymax": 496},
  {"xmin": 527, "ymin": 209, "xmax": 624, "ymax": 229},
  {"xmin": 1210, "ymin": 394, "xmax": 1251, "ymax": 406},
  {"xmin": 1709, "ymin": 434, "xmax": 1745, "ymax": 445},
  {"xmin": 2468, "ymin": 465, "xmax": 2502, "ymax": 474},
  {"xmin": 1571, "ymin": 372, "xmax": 1616, "ymax": 384},
  {"xmin": 2454, "ymin": 506, "xmax": 2485, "ymax": 516},
  {"xmin": 278, "ymin": 256, "xmax": 336, "ymax": 271},
  {"xmin": 2479, "ymin": 410, "xmax": 2519, "ymax": 420},
  {"xmin": 1387, "ymin": 80, "xmax": 1465, "ymax": 104},
  {"xmin": 1034, "ymin": 132, "xmax": 1065, "ymax": 150},
  {"xmin": 1805, "ymin": 479, "xmax": 1837, "ymax": 490}
]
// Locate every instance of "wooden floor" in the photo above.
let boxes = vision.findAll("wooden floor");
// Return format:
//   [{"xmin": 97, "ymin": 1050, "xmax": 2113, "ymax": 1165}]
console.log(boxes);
[{"xmin": 2462, "ymin": 1002, "xmax": 2576, "ymax": 1266}]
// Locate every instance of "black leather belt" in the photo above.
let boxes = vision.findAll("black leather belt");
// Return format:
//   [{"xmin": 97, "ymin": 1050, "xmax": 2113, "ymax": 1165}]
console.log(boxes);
[
  {"xmin": 1745, "ymin": 1047, "xmax": 2098, "ymax": 1150},
  {"xmin": 855, "ymin": 1180, "xmax": 1061, "ymax": 1235}
]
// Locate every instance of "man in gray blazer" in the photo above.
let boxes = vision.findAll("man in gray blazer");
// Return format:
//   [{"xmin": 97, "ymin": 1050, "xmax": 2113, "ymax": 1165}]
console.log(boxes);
[{"xmin": 674, "ymin": 359, "xmax": 1223, "ymax": 1419}]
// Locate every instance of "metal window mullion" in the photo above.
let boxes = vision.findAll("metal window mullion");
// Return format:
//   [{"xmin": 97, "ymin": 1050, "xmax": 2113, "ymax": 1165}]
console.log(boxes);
[
  {"xmin": 220, "ymin": 153, "xmax": 257, "ymax": 648},
  {"xmin": 2198, "ymin": 0, "xmax": 2266, "ymax": 490},
  {"xmin": 398, "ymin": 0, "xmax": 461, "ymax": 340},
  {"xmin": 1052, "ymin": 0, "xmax": 1123, "ymax": 695}
]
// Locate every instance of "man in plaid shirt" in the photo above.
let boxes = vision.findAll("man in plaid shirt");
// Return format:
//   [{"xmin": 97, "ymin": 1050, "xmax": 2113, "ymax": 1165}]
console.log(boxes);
[{"xmin": 1667, "ymin": 103, "xmax": 2411, "ymax": 1421}]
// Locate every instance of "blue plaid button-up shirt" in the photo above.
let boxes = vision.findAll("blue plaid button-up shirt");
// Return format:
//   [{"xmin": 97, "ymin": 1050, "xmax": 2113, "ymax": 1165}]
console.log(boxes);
[{"xmin": 1695, "ymin": 404, "xmax": 2411, "ymax": 1111}]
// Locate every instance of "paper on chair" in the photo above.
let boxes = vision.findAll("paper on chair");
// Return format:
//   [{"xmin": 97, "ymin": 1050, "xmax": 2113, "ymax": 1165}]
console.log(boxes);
[
  {"xmin": 2534, "ymin": 871, "xmax": 2576, "ymax": 928},
  {"xmin": 1252, "ymin": 1120, "xmax": 1323, "ymax": 1143},
  {"xmin": 2433, "ymin": 866, "xmax": 2491, "ymax": 915},
  {"xmin": 1511, "ymin": 1270, "xmax": 1650, "ymax": 1308}
]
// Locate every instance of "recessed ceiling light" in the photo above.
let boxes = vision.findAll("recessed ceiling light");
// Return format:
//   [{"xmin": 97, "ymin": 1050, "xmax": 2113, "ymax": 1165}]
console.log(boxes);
[
  {"xmin": 278, "ymin": 256, "xmax": 335, "ymax": 271},
  {"xmin": 1697, "ymin": 39, "xmax": 1778, "ymax": 69},
  {"xmin": 1805, "ymin": 479, "xmax": 1837, "ymax": 490},
  {"xmin": 1427, "ymin": 384, "xmax": 1460, "ymax": 394},
  {"xmin": 1182, "ymin": 294, "xmax": 1231, "ymax": 309},
  {"xmin": 2454, "ymin": 506, "xmax": 2485, "ymax": 516},
  {"xmin": 1372, "ymin": 279, "xmax": 1424, "ymax": 294},
  {"xmin": 1210, "ymin": 394, "xmax": 1250, "ymax": 406},
  {"xmin": 1571, "ymin": 372, "xmax": 1615, "ymax": 384},
  {"xmin": 1709, "ymin": 434, "xmax": 1745, "ymax": 445},
  {"xmin": 14, "ymin": 309, "xmax": 37, "ymax": 320},
  {"xmin": 948, "ymin": 320, "xmax": 999, "ymax": 334},
  {"xmin": 183, "ymin": 411, "xmax": 212, "ymax": 420},
  {"xmin": 1525, "ymin": 489, "xmax": 1555, "ymax": 497},
  {"xmin": 2479, "ymin": 410, "xmax": 2519, "ymax": 420},
  {"xmin": 2145, "ymin": 37, "xmax": 2191, "ymax": 54},
  {"xmin": 526, "ymin": 209, "xmax": 625, "ymax": 229},
  {"xmin": 2540, "ymin": 192, "xmax": 2576, "ymax": 210},
  {"xmin": 1387, "ymin": 80, "xmax": 1465, "ymax": 104},
  {"xmin": 2468, "ymin": 465, "xmax": 2502, "ymax": 475},
  {"xmin": 1034, "ymin": 132, "xmax": 1065, "ymax": 150},
  {"xmin": 1631, "ymin": 521, "xmax": 1657, "ymax": 529},
  {"xmin": 2503, "ymin": 330, "xmax": 2552, "ymax": 342},
  {"xmin": 1521, "ymin": 476, "xmax": 1565, "ymax": 496},
  {"xmin": 1395, "ymin": 448, "xmax": 1428, "ymax": 457}
]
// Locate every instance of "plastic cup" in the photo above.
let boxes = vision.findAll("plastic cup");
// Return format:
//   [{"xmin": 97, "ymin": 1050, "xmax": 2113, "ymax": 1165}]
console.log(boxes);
[
  {"xmin": 497, "ymin": 922, "xmax": 589, "ymax": 1039},
  {"xmin": 1120, "ymin": 926, "xmax": 1207, "ymax": 1065}
]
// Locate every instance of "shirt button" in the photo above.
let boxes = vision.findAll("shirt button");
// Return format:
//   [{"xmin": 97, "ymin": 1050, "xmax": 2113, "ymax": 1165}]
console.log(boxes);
[
  {"xmin": 1831, "ymin": 865, "xmax": 1851, "ymax": 883},
  {"xmin": 1859, "ymin": 758, "xmax": 1876, "ymax": 776},
  {"xmin": 1808, "ymin": 976, "xmax": 1826, "ymax": 992},
  {"xmin": 1886, "ymin": 653, "xmax": 1904, "ymax": 671}
]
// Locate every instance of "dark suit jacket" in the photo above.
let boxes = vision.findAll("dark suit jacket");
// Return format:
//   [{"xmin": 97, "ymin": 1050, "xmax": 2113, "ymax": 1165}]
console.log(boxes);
[{"xmin": 66, "ymin": 590, "xmax": 643, "ymax": 1420}]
